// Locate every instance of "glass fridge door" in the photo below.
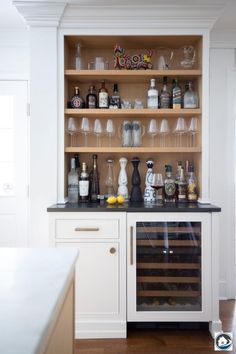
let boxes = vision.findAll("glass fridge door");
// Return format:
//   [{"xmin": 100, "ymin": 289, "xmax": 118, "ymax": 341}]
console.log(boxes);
[{"xmin": 136, "ymin": 221, "xmax": 201, "ymax": 312}]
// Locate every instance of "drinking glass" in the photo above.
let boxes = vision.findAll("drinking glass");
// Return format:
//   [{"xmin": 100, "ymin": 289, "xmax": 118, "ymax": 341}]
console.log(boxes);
[
  {"xmin": 93, "ymin": 119, "xmax": 103, "ymax": 147},
  {"xmin": 105, "ymin": 119, "xmax": 115, "ymax": 147},
  {"xmin": 159, "ymin": 118, "xmax": 170, "ymax": 147},
  {"xmin": 147, "ymin": 119, "xmax": 158, "ymax": 147},
  {"xmin": 188, "ymin": 117, "xmax": 199, "ymax": 147},
  {"xmin": 80, "ymin": 117, "xmax": 91, "ymax": 147},
  {"xmin": 132, "ymin": 121, "xmax": 145, "ymax": 147},
  {"xmin": 151, "ymin": 173, "xmax": 164, "ymax": 204},
  {"xmin": 173, "ymin": 117, "xmax": 187, "ymax": 147},
  {"xmin": 66, "ymin": 117, "xmax": 78, "ymax": 147}
]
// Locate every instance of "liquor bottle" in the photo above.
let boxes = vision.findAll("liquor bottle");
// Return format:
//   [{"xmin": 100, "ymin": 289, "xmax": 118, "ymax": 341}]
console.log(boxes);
[
  {"xmin": 143, "ymin": 160, "xmax": 155, "ymax": 203},
  {"xmin": 109, "ymin": 83, "xmax": 121, "ymax": 109},
  {"xmin": 159, "ymin": 76, "xmax": 171, "ymax": 108},
  {"xmin": 117, "ymin": 157, "xmax": 129, "ymax": 200},
  {"xmin": 98, "ymin": 81, "xmax": 109, "ymax": 108},
  {"xmin": 130, "ymin": 157, "xmax": 143, "ymax": 202},
  {"xmin": 147, "ymin": 78, "xmax": 158, "ymax": 109},
  {"xmin": 177, "ymin": 167, "xmax": 188, "ymax": 203},
  {"xmin": 68, "ymin": 158, "xmax": 79, "ymax": 203},
  {"xmin": 71, "ymin": 86, "xmax": 85, "ymax": 109},
  {"xmin": 172, "ymin": 78, "xmax": 182, "ymax": 109},
  {"xmin": 187, "ymin": 165, "xmax": 198, "ymax": 202},
  {"xmin": 183, "ymin": 81, "xmax": 198, "ymax": 108},
  {"xmin": 105, "ymin": 159, "xmax": 115, "ymax": 199},
  {"xmin": 79, "ymin": 162, "xmax": 89, "ymax": 202},
  {"xmin": 164, "ymin": 165, "xmax": 176, "ymax": 203},
  {"xmin": 89, "ymin": 154, "xmax": 100, "ymax": 202},
  {"xmin": 86, "ymin": 85, "xmax": 97, "ymax": 109}
]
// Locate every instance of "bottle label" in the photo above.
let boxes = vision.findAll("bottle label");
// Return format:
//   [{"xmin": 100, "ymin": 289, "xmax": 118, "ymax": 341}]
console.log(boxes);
[
  {"xmin": 165, "ymin": 182, "xmax": 176, "ymax": 197},
  {"xmin": 172, "ymin": 88, "xmax": 182, "ymax": 109},
  {"xmin": 147, "ymin": 95, "xmax": 158, "ymax": 108},
  {"xmin": 88, "ymin": 95, "xmax": 96, "ymax": 108},
  {"xmin": 160, "ymin": 96, "xmax": 170, "ymax": 108},
  {"xmin": 99, "ymin": 92, "xmax": 108, "ymax": 107},
  {"xmin": 79, "ymin": 180, "xmax": 89, "ymax": 196},
  {"xmin": 71, "ymin": 96, "xmax": 83, "ymax": 108}
]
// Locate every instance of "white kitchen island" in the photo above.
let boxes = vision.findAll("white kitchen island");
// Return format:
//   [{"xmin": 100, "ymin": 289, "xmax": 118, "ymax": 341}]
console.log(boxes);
[{"xmin": 0, "ymin": 248, "xmax": 79, "ymax": 354}]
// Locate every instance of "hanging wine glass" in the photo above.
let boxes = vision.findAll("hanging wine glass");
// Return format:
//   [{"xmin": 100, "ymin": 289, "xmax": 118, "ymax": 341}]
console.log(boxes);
[{"xmin": 66, "ymin": 117, "xmax": 78, "ymax": 147}]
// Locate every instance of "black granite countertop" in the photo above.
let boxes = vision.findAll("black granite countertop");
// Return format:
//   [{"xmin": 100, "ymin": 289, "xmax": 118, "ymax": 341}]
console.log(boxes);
[{"xmin": 47, "ymin": 202, "xmax": 221, "ymax": 213}]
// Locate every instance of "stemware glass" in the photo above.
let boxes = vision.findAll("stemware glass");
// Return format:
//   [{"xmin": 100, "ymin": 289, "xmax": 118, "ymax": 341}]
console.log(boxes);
[
  {"xmin": 188, "ymin": 117, "xmax": 199, "ymax": 147},
  {"xmin": 151, "ymin": 173, "xmax": 164, "ymax": 204},
  {"xmin": 93, "ymin": 119, "xmax": 103, "ymax": 147},
  {"xmin": 66, "ymin": 117, "xmax": 78, "ymax": 147},
  {"xmin": 159, "ymin": 118, "xmax": 170, "ymax": 147},
  {"xmin": 173, "ymin": 117, "xmax": 187, "ymax": 147},
  {"xmin": 147, "ymin": 119, "xmax": 158, "ymax": 147},
  {"xmin": 80, "ymin": 117, "xmax": 91, "ymax": 147},
  {"xmin": 105, "ymin": 119, "xmax": 115, "ymax": 147}
]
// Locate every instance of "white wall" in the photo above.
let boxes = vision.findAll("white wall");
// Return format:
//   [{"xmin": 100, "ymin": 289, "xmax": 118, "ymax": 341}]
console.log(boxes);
[{"xmin": 209, "ymin": 44, "xmax": 236, "ymax": 299}]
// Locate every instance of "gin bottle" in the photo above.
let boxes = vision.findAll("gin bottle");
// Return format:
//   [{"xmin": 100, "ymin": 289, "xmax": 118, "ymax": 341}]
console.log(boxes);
[{"xmin": 68, "ymin": 158, "xmax": 79, "ymax": 203}]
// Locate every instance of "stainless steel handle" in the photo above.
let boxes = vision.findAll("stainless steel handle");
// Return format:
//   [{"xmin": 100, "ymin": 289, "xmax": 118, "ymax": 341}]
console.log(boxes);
[
  {"xmin": 74, "ymin": 227, "xmax": 100, "ymax": 232},
  {"xmin": 110, "ymin": 247, "xmax": 116, "ymax": 254},
  {"xmin": 130, "ymin": 226, "xmax": 134, "ymax": 265}
]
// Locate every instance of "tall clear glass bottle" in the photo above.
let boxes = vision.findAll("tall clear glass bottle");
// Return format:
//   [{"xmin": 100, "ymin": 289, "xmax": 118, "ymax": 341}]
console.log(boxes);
[
  {"xmin": 183, "ymin": 82, "xmax": 198, "ymax": 108},
  {"xmin": 187, "ymin": 165, "xmax": 198, "ymax": 202},
  {"xmin": 75, "ymin": 43, "xmax": 83, "ymax": 70},
  {"xmin": 147, "ymin": 78, "xmax": 158, "ymax": 109},
  {"xmin": 89, "ymin": 154, "xmax": 100, "ymax": 202},
  {"xmin": 68, "ymin": 157, "xmax": 79, "ymax": 203},
  {"xmin": 105, "ymin": 159, "xmax": 115, "ymax": 199}
]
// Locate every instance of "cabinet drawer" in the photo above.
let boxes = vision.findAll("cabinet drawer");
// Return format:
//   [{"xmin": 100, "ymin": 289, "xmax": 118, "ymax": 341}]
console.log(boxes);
[{"xmin": 55, "ymin": 218, "xmax": 119, "ymax": 239}]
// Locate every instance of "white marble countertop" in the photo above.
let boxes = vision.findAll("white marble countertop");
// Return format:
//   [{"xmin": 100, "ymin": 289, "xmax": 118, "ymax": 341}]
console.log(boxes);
[{"xmin": 0, "ymin": 248, "xmax": 79, "ymax": 354}]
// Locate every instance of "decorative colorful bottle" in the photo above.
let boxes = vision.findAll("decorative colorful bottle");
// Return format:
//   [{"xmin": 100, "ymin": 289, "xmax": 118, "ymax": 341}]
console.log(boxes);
[{"xmin": 143, "ymin": 160, "xmax": 155, "ymax": 203}]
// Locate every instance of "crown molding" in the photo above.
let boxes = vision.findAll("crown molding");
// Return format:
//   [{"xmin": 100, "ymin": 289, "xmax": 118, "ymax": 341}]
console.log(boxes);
[
  {"xmin": 60, "ymin": 3, "xmax": 225, "ymax": 30},
  {"xmin": 12, "ymin": 1, "xmax": 226, "ymax": 30},
  {"xmin": 12, "ymin": 1, "xmax": 67, "ymax": 27}
]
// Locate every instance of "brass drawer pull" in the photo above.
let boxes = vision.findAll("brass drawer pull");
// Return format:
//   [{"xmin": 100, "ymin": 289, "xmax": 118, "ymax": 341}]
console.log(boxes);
[{"xmin": 74, "ymin": 227, "xmax": 100, "ymax": 232}]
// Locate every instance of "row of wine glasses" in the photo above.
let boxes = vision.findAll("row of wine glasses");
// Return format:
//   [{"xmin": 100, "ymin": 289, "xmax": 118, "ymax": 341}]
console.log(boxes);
[
  {"xmin": 147, "ymin": 117, "xmax": 199, "ymax": 147},
  {"xmin": 66, "ymin": 117, "xmax": 115, "ymax": 147},
  {"xmin": 66, "ymin": 116, "xmax": 199, "ymax": 147}
]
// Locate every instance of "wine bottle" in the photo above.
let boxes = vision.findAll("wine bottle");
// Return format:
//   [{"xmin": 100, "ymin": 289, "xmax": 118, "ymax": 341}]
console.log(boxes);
[
  {"xmin": 79, "ymin": 162, "xmax": 89, "ymax": 202},
  {"xmin": 89, "ymin": 154, "xmax": 100, "ymax": 202}
]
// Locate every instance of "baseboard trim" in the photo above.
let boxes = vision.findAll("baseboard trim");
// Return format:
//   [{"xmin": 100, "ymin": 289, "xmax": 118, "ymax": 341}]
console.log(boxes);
[{"xmin": 75, "ymin": 320, "xmax": 127, "ymax": 339}]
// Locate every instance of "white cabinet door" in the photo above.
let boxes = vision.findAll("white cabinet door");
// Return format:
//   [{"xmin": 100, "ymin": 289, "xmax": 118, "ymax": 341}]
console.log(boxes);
[{"xmin": 127, "ymin": 212, "xmax": 211, "ymax": 322}]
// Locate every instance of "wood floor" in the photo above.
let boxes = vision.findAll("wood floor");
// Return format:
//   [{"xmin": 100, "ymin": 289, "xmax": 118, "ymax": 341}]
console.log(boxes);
[{"xmin": 75, "ymin": 300, "xmax": 236, "ymax": 354}]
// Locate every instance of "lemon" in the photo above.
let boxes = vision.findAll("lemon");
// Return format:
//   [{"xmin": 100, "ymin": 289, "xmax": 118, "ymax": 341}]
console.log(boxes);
[
  {"xmin": 106, "ymin": 196, "xmax": 117, "ymax": 204},
  {"xmin": 117, "ymin": 195, "xmax": 125, "ymax": 204}
]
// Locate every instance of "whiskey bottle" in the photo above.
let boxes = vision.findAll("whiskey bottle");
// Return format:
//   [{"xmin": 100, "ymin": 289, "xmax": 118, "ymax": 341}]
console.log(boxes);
[
  {"xmin": 164, "ymin": 165, "xmax": 176, "ymax": 203},
  {"xmin": 89, "ymin": 154, "xmax": 100, "ymax": 202},
  {"xmin": 68, "ymin": 158, "xmax": 79, "ymax": 203},
  {"xmin": 109, "ymin": 83, "xmax": 121, "ymax": 109},
  {"xmin": 98, "ymin": 81, "xmax": 109, "ymax": 108},
  {"xmin": 187, "ymin": 165, "xmax": 198, "ymax": 202},
  {"xmin": 159, "ymin": 76, "xmax": 171, "ymax": 108},
  {"xmin": 147, "ymin": 78, "xmax": 158, "ymax": 109},
  {"xmin": 177, "ymin": 167, "xmax": 188, "ymax": 203},
  {"xmin": 172, "ymin": 78, "xmax": 182, "ymax": 109},
  {"xmin": 86, "ymin": 85, "xmax": 97, "ymax": 109},
  {"xmin": 183, "ymin": 81, "xmax": 198, "ymax": 108},
  {"xmin": 79, "ymin": 162, "xmax": 89, "ymax": 202},
  {"xmin": 71, "ymin": 86, "xmax": 85, "ymax": 108}
]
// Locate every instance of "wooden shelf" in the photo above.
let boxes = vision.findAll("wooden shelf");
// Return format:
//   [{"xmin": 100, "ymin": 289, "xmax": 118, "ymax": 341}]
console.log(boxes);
[
  {"xmin": 137, "ymin": 263, "xmax": 200, "ymax": 269},
  {"xmin": 137, "ymin": 240, "xmax": 200, "ymax": 246},
  {"xmin": 65, "ymin": 147, "xmax": 201, "ymax": 153},
  {"xmin": 137, "ymin": 276, "xmax": 200, "ymax": 283},
  {"xmin": 65, "ymin": 69, "xmax": 202, "ymax": 83},
  {"xmin": 65, "ymin": 108, "xmax": 202, "ymax": 117},
  {"xmin": 137, "ymin": 290, "xmax": 200, "ymax": 297}
]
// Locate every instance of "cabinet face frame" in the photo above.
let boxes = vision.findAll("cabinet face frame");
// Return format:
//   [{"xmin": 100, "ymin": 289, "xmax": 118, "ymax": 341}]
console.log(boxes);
[
  {"xmin": 127, "ymin": 212, "xmax": 211, "ymax": 322},
  {"xmin": 57, "ymin": 29, "xmax": 210, "ymax": 204}
]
